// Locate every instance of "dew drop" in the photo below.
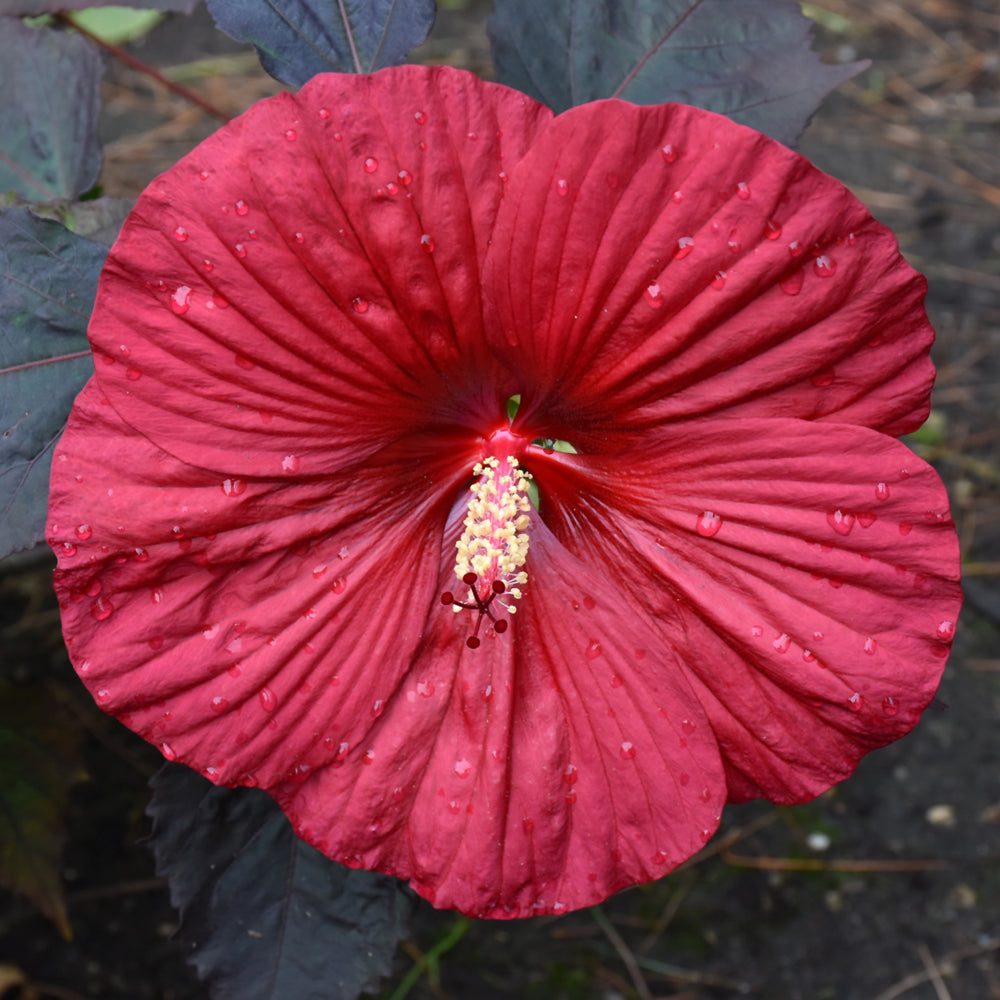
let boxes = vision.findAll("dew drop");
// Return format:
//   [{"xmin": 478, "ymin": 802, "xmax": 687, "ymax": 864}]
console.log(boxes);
[
  {"xmin": 711, "ymin": 270, "xmax": 727, "ymax": 291},
  {"xmin": 235, "ymin": 243, "xmax": 247, "ymax": 259},
  {"xmin": 660, "ymin": 143, "xmax": 677, "ymax": 163},
  {"xmin": 764, "ymin": 218, "xmax": 782, "ymax": 240},
  {"xmin": 671, "ymin": 189, "xmax": 683, "ymax": 203},
  {"xmin": 773, "ymin": 633, "xmax": 791, "ymax": 654},
  {"xmin": 362, "ymin": 749, "xmax": 375, "ymax": 765},
  {"xmin": 221, "ymin": 478, "xmax": 246, "ymax": 497},
  {"xmin": 173, "ymin": 226, "xmax": 188, "ymax": 242},
  {"xmin": 318, "ymin": 107, "xmax": 330, "ymax": 119},
  {"xmin": 281, "ymin": 454, "xmax": 300, "ymax": 473},
  {"xmin": 211, "ymin": 292, "xmax": 229, "ymax": 309},
  {"xmin": 202, "ymin": 258, "xmax": 214, "ymax": 272},
  {"xmin": 61, "ymin": 542, "xmax": 77, "ymax": 557},
  {"xmin": 857, "ymin": 511, "xmax": 877, "ymax": 528},
  {"xmin": 170, "ymin": 286, "xmax": 192, "ymax": 315},
  {"xmin": 681, "ymin": 718, "xmax": 696, "ymax": 735},
  {"xmin": 75, "ymin": 523, "xmax": 93, "ymax": 540},
  {"xmin": 420, "ymin": 233, "xmax": 435, "ymax": 253},
  {"xmin": 610, "ymin": 674, "xmax": 624, "ymax": 688},
  {"xmin": 788, "ymin": 240, "xmax": 803, "ymax": 258},
  {"xmin": 284, "ymin": 128, "xmax": 297, "ymax": 141},
  {"xmin": 813, "ymin": 255, "xmax": 838, "ymax": 278},
  {"xmin": 651, "ymin": 850, "xmax": 670, "ymax": 865},
  {"xmin": 811, "ymin": 368, "xmax": 835, "ymax": 387},
  {"xmin": 847, "ymin": 691, "xmax": 863, "ymax": 712},
  {"xmin": 875, "ymin": 482, "xmax": 891, "ymax": 501},
  {"xmin": 585, "ymin": 639, "xmax": 602, "ymax": 660},
  {"xmin": 736, "ymin": 181, "xmax": 751, "ymax": 200},
  {"xmin": 352, "ymin": 296, "xmax": 369, "ymax": 314},
  {"xmin": 881, "ymin": 695, "xmax": 899, "ymax": 716},
  {"xmin": 161, "ymin": 742, "xmax": 177, "ymax": 761},
  {"xmin": 619, "ymin": 741, "xmax": 636, "ymax": 760},
  {"xmin": 414, "ymin": 110, "xmax": 427, "ymax": 124},
  {"xmin": 363, "ymin": 157, "xmax": 378, "ymax": 173},
  {"xmin": 398, "ymin": 169, "xmax": 412, "ymax": 186},
  {"xmin": 87, "ymin": 595, "xmax": 113, "ymax": 621},
  {"xmin": 864, "ymin": 636, "xmax": 878, "ymax": 655},
  {"xmin": 563, "ymin": 764, "xmax": 578, "ymax": 785},
  {"xmin": 899, "ymin": 521, "xmax": 913, "ymax": 536},
  {"xmin": 454, "ymin": 758, "xmax": 472, "ymax": 778},
  {"xmin": 695, "ymin": 510, "xmax": 722, "ymax": 537},
  {"xmin": 827, "ymin": 509, "xmax": 855, "ymax": 535},
  {"xmin": 294, "ymin": 232, "xmax": 304, "ymax": 244},
  {"xmin": 416, "ymin": 680, "xmax": 434, "ymax": 698},
  {"xmin": 673, "ymin": 235, "xmax": 695, "ymax": 260},
  {"xmin": 210, "ymin": 696, "xmax": 229, "ymax": 713},
  {"xmin": 234, "ymin": 354, "xmax": 255, "ymax": 371},
  {"xmin": 936, "ymin": 620, "xmax": 956, "ymax": 641},
  {"xmin": 331, "ymin": 577, "xmax": 346, "ymax": 594},
  {"xmin": 779, "ymin": 271, "xmax": 804, "ymax": 296},
  {"xmin": 643, "ymin": 283, "xmax": 663, "ymax": 309},
  {"xmin": 259, "ymin": 687, "xmax": 277, "ymax": 712},
  {"xmin": 235, "ymin": 199, "xmax": 249, "ymax": 216}
]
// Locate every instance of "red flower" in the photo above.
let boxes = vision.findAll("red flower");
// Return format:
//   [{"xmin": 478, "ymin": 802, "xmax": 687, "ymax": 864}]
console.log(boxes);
[{"xmin": 49, "ymin": 66, "xmax": 961, "ymax": 918}]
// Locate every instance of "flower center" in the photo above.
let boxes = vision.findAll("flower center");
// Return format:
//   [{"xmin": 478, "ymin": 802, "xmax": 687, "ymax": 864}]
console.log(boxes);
[{"xmin": 442, "ymin": 455, "xmax": 532, "ymax": 649}]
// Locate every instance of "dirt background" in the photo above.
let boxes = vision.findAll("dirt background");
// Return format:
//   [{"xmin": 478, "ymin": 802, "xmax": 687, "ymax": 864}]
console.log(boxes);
[{"xmin": 1, "ymin": 1, "xmax": 997, "ymax": 999}]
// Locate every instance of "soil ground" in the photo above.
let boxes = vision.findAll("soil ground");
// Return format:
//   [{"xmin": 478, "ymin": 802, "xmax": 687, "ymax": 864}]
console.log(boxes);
[{"xmin": 1, "ymin": 1, "xmax": 998, "ymax": 999}]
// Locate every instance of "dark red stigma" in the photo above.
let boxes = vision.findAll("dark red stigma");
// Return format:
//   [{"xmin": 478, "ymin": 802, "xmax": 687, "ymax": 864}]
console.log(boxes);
[{"xmin": 441, "ymin": 573, "xmax": 510, "ymax": 649}]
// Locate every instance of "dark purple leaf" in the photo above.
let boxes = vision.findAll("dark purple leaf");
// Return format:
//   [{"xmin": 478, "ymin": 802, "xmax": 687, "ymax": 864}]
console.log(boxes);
[
  {"xmin": 488, "ymin": 0, "xmax": 867, "ymax": 145},
  {"xmin": 0, "ymin": 1, "xmax": 197, "ymax": 12},
  {"xmin": 0, "ymin": 209, "xmax": 103, "ymax": 559},
  {"xmin": 206, "ymin": 0, "xmax": 436, "ymax": 86},
  {"xmin": 0, "ymin": 19, "xmax": 103, "ymax": 201},
  {"xmin": 148, "ymin": 765, "xmax": 413, "ymax": 1000}
]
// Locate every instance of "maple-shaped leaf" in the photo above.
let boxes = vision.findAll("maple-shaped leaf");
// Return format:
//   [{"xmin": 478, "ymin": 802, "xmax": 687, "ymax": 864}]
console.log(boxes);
[{"xmin": 488, "ymin": 0, "xmax": 866, "ymax": 145}]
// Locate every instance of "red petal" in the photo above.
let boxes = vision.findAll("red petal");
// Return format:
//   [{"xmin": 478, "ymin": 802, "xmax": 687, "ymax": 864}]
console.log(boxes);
[
  {"xmin": 486, "ymin": 101, "xmax": 933, "ymax": 443},
  {"xmin": 274, "ymin": 515, "xmax": 723, "ymax": 918},
  {"xmin": 530, "ymin": 418, "xmax": 961, "ymax": 802},
  {"xmin": 89, "ymin": 67, "xmax": 551, "ymax": 477}
]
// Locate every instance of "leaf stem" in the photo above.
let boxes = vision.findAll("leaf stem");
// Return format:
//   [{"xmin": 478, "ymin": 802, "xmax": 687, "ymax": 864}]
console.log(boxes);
[
  {"xmin": 55, "ymin": 13, "xmax": 230, "ymax": 123},
  {"xmin": 387, "ymin": 915, "xmax": 469, "ymax": 1000}
]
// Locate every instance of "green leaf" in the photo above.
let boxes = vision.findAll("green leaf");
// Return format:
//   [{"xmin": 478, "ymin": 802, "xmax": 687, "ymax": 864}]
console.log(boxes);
[
  {"xmin": 206, "ymin": 0, "xmax": 437, "ymax": 86},
  {"xmin": 0, "ymin": 19, "xmax": 103, "ymax": 201},
  {"xmin": 488, "ymin": 0, "xmax": 867, "ymax": 146},
  {"xmin": 0, "ymin": 1, "xmax": 197, "ymax": 13},
  {"xmin": 148, "ymin": 765, "xmax": 414, "ymax": 1000},
  {"xmin": 0, "ymin": 208, "xmax": 104, "ymax": 559},
  {"xmin": 66, "ymin": 7, "xmax": 165, "ymax": 45},
  {"xmin": 0, "ymin": 684, "xmax": 88, "ymax": 939}
]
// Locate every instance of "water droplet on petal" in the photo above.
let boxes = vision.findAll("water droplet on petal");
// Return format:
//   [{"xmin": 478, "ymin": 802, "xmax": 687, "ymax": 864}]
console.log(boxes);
[
  {"xmin": 864, "ymin": 636, "xmax": 878, "ymax": 655},
  {"xmin": 562, "ymin": 764, "xmax": 578, "ymax": 785},
  {"xmin": 235, "ymin": 199, "xmax": 249, "ymax": 216},
  {"xmin": 736, "ymin": 181, "xmax": 751, "ymax": 200},
  {"xmin": 643, "ymin": 283, "xmax": 663, "ymax": 308},
  {"xmin": 856, "ymin": 511, "xmax": 877, "ymax": 528},
  {"xmin": 764, "ymin": 218, "xmax": 782, "ymax": 239},
  {"xmin": 362, "ymin": 156, "xmax": 378, "ymax": 174},
  {"xmin": 454, "ymin": 758, "xmax": 472, "ymax": 778},
  {"xmin": 211, "ymin": 696, "xmax": 229, "ymax": 713},
  {"xmin": 362, "ymin": 749, "xmax": 375, "ymax": 765},
  {"xmin": 61, "ymin": 542, "xmax": 77, "ymax": 557},
  {"xmin": 318, "ymin": 107, "xmax": 331, "ymax": 119},
  {"xmin": 881, "ymin": 696, "xmax": 899, "ymax": 716},
  {"xmin": 161, "ymin": 742, "xmax": 177, "ymax": 760},
  {"xmin": 660, "ymin": 143, "xmax": 677, "ymax": 163},
  {"xmin": 899, "ymin": 521, "xmax": 913, "ymax": 536},
  {"xmin": 875, "ymin": 482, "xmax": 891, "ymax": 501},
  {"xmin": 173, "ymin": 226, "xmax": 188, "ymax": 241},
  {"xmin": 696, "ymin": 511, "xmax": 722, "ymax": 537},
  {"xmin": 221, "ymin": 478, "xmax": 246, "ymax": 497},
  {"xmin": 788, "ymin": 240, "xmax": 803, "ymax": 258},
  {"xmin": 75, "ymin": 523, "xmax": 93, "ymax": 540},
  {"xmin": 673, "ymin": 235, "xmax": 695, "ymax": 260},
  {"xmin": 281, "ymin": 454, "xmax": 300, "ymax": 473},
  {"xmin": 651, "ymin": 850, "xmax": 670, "ymax": 865},
  {"xmin": 681, "ymin": 718, "xmax": 696, "ymax": 735},
  {"xmin": 811, "ymin": 368, "xmax": 835, "ymax": 387},
  {"xmin": 827, "ymin": 509, "xmax": 855, "ymax": 535},
  {"xmin": 284, "ymin": 128, "xmax": 297, "ymax": 141},
  {"xmin": 414, "ymin": 110, "xmax": 427, "ymax": 124},
  {"xmin": 711, "ymin": 270, "xmax": 727, "ymax": 290},
  {"xmin": 814, "ymin": 255, "xmax": 838, "ymax": 278},
  {"xmin": 586, "ymin": 640, "xmax": 602, "ymax": 660},
  {"xmin": 259, "ymin": 687, "xmax": 277, "ymax": 712},
  {"xmin": 619, "ymin": 741, "xmax": 636, "ymax": 760},
  {"xmin": 170, "ymin": 286, "xmax": 192, "ymax": 315},
  {"xmin": 420, "ymin": 233, "xmax": 435, "ymax": 253},
  {"xmin": 90, "ymin": 597, "xmax": 114, "ymax": 621},
  {"xmin": 779, "ymin": 271, "xmax": 804, "ymax": 296},
  {"xmin": 556, "ymin": 177, "xmax": 569, "ymax": 197},
  {"xmin": 398, "ymin": 169, "xmax": 412, "ymax": 186},
  {"xmin": 847, "ymin": 692, "xmax": 863, "ymax": 711},
  {"xmin": 936, "ymin": 620, "xmax": 956, "ymax": 641},
  {"xmin": 352, "ymin": 296, "xmax": 369, "ymax": 314},
  {"xmin": 235, "ymin": 243, "xmax": 247, "ymax": 259},
  {"xmin": 773, "ymin": 633, "xmax": 791, "ymax": 654}
]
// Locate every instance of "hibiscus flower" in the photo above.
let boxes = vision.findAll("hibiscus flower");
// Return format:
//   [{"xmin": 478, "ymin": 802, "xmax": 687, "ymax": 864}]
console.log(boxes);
[{"xmin": 49, "ymin": 65, "xmax": 961, "ymax": 918}]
